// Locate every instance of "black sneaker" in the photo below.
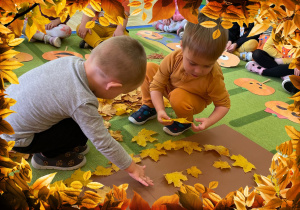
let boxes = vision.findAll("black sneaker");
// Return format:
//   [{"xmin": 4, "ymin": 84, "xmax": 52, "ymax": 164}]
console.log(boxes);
[
  {"xmin": 163, "ymin": 121, "xmax": 191, "ymax": 136},
  {"xmin": 282, "ymin": 79, "xmax": 299, "ymax": 94},
  {"xmin": 72, "ymin": 144, "xmax": 90, "ymax": 155},
  {"xmin": 31, "ymin": 152, "xmax": 86, "ymax": 170},
  {"xmin": 128, "ymin": 105, "xmax": 157, "ymax": 125},
  {"xmin": 79, "ymin": 40, "xmax": 90, "ymax": 49}
]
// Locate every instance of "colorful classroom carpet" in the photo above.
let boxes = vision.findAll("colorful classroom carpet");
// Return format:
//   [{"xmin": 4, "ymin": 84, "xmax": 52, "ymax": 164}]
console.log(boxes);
[{"xmin": 10, "ymin": 27, "xmax": 297, "ymax": 184}]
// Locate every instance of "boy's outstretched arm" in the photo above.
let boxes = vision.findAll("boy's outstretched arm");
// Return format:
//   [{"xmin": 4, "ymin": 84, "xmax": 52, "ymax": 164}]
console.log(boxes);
[
  {"xmin": 150, "ymin": 91, "xmax": 172, "ymax": 125},
  {"xmin": 192, "ymin": 106, "xmax": 229, "ymax": 132},
  {"xmin": 124, "ymin": 160, "xmax": 154, "ymax": 186}
]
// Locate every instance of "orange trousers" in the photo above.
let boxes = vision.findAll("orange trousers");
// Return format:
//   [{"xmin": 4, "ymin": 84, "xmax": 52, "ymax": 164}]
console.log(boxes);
[
  {"xmin": 76, "ymin": 24, "xmax": 129, "ymax": 48},
  {"xmin": 142, "ymin": 63, "xmax": 207, "ymax": 121}
]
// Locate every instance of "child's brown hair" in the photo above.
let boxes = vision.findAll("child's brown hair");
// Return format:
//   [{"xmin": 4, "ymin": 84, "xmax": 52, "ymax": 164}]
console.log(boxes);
[
  {"xmin": 90, "ymin": 36, "xmax": 147, "ymax": 88},
  {"xmin": 182, "ymin": 12, "xmax": 228, "ymax": 61}
]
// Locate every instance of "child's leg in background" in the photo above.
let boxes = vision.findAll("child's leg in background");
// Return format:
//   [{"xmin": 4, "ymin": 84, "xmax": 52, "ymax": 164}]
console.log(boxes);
[
  {"xmin": 237, "ymin": 39, "xmax": 258, "ymax": 53},
  {"xmin": 169, "ymin": 88, "xmax": 207, "ymax": 122},
  {"xmin": 76, "ymin": 24, "xmax": 129, "ymax": 48},
  {"xmin": 261, "ymin": 65, "xmax": 294, "ymax": 77},
  {"xmin": 46, "ymin": 24, "xmax": 72, "ymax": 38},
  {"xmin": 252, "ymin": 49, "xmax": 278, "ymax": 68},
  {"xmin": 13, "ymin": 118, "xmax": 88, "ymax": 158}
]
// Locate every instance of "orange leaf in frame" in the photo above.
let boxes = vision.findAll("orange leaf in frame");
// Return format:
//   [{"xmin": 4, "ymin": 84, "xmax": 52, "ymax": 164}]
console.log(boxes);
[
  {"xmin": 31, "ymin": 173, "xmax": 57, "ymax": 190},
  {"xmin": 129, "ymin": 191, "xmax": 151, "ymax": 210},
  {"xmin": 144, "ymin": 2, "xmax": 152, "ymax": 10},
  {"xmin": 149, "ymin": 0, "xmax": 175, "ymax": 23},
  {"xmin": 248, "ymin": 23, "xmax": 270, "ymax": 37},
  {"xmin": 203, "ymin": 197, "xmax": 214, "ymax": 209},
  {"xmin": 90, "ymin": 0, "xmax": 102, "ymax": 12},
  {"xmin": 221, "ymin": 20, "xmax": 233, "ymax": 29},
  {"xmin": 226, "ymin": 5, "xmax": 244, "ymax": 18},
  {"xmin": 201, "ymin": 5, "xmax": 221, "ymax": 20},
  {"xmin": 294, "ymin": 12, "xmax": 300, "ymax": 30},
  {"xmin": 128, "ymin": 1, "xmax": 142, "ymax": 7},
  {"xmin": 99, "ymin": 16, "xmax": 110, "ymax": 26},
  {"xmin": 8, "ymin": 19, "xmax": 24, "ymax": 37},
  {"xmin": 0, "ymin": 24, "xmax": 12, "ymax": 34},
  {"xmin": 263, "ymin": 197, "xmax": 282, "ymax": 209},
  {"xmin": 152, "ymin": 194, "xmax": 179, "ymax": 209},
  {"xmin": 177, "ymin": 0, "xmax": 201, "ymax": 24},
  {"xmin": 101, "ymin": 0, "xmax": 125, "ymax": 20},
  {"xmin": 282, "ymin": 0, "xmax": 296, "ymax": 12},
  {"xmin": 207, "ymin": 1, "xmax": 223, "ymax": 12},
  {"xmin": 200, "ymin": 21, "xmax": 217, "ymax": 28}
]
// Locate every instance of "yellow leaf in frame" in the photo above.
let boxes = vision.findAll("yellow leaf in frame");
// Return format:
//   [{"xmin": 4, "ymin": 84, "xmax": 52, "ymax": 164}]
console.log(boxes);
[
  {"xmin": 208, "ymin": 192, "xmax": 222, "ymax": 203},
  {"xmin": 131, "ymin": 8, "xmax": 142, "ymax": 16},
  {"xmin": 0, "ymin": 50, "xmax": 20, "ymax": 61},
  {"xmin": 142, "ymin": 12, "xmax": 147, "ymax": 21},
  {"xmin": 31, "ymin": 173, "xmax": 57, "ymax": 190},
  {"xmin": 8, "ymin": 38, "xmax": 24, "ymax": 47},
  {"xmin": 0, "ymin": 24, "xmax": 12, "ymax": 34},
  {"xmin": 70, "ymin": 181, "xmax": 83, "ymax": 189},
  {"xmin": 212, "ymin": 29, "xmax": 221, "ymax": 39},
  {"xmin": 99, "ymin": 17, "xmax": 110, "ymax": 26},
  {"xmin": 0, "ymin": 119, "xmax": 14, "ymax": 135},
  {"xmin": 294, "ymin": 13, "xmax": 300, "ymax": 30},
  {"xmin": 1, "ymin": 69, "xmax": 19, "ymax": 84},
  {"xmin": 90, "ymin": 0, "xmax": 102, "ymax": 12},
  {"xmin": 200, "ymin": 21, "xmax": 217, "ymax": 28},
  {"xmin": 25, "ymin": 21, "xmax": 37, "ymax": 41},
  {"xmin": 248, "ymin": 23, "xmax": 270, "ymax": 37},
  {"xmin": 83, "ymin": 7, "xmax": 95, "ymax": 18},
  {"xmin": 117, "ymin": 16, "xmax": 124, "ymax": 26},
  {"xmin": 104, "ymin": 13, "xmax": 118, "ymax": 25},
  {"xmin": 221, "ymin": 20, "xmax": 233, "ymax": 29},
  {"xmin": 85, "ymin": 21, "xmax": 95, "ymax": 29},
  {"xmin": 203, "ymin": 197, "xmax": 214, "ymax": 209},
  {"xmin": 86, "ymin": 182, "xmax": 104, "ymax": 189},
  {"xmin": 81, "ymin": 198, "xmax": 97, "ymax": 209},
  {"xmin": 128, "ymin": 1, "xmax": 142, "ymax": 7},
  {"xmin": 263, "ymin": 197, "xmax": 282, "ymax": 209},
  {"xmin": 83, "ymin": 171, "xmax": 92, "ymax": 180},
  {"xmin": 283, "ymin": 20, "xmax": 292, "ymax": 38},
  {"xmin": 209, "ymin": 181, "xmax": 218, "ymax": 189}
]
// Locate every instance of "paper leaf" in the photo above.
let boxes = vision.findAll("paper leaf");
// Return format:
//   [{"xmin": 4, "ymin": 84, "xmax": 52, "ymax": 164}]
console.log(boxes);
[
  {"xmin": 186, "ymin": 166, "xmax": 202, "ymax": 178},
  {"xmin": 109, "ymin": 130, "xmax": 123, "ymax": 141},
  {"xmin": 86, "ymin": 182, "xmax": 104, "ymax": 190},
  {"xmin": 149, "ymin": 0, "xmax": 175, "ymax": 23},
  {"xmin": 174, "ymin": 140, "xmax": 202, "ymax": 155},
  {"xmin": 162, "ymin": 118, "xmax": 193, "ymax": 124},
  {"xmin": 165, "ymin": 171, "xmax": 188, "ymax": 187},
  {"xmin": 140, "ymin": 148, "xmax": 166, "ymax": 162},
  {"xmin": 285, "ymin": 125, "xmax": 300, "ymax": 140},
  {"xmin": 128, "ymin": 1, "xmax": 142, "ymax": 7},
  {"xmin": 132, "ymin": 128, "xmax": 157, "ymax": 147},
  {"xmin": 213, "ymin": 29, "xmax": 221, "ymax": 39},
  {"xmin": 64, "ymin": 169, "xmax": 92, "ymax": 186},
  {"xmin": 155, "ymin": 140, "xmax": 176, "ymax": 150},
  {"xmin": 99, "ymin": 17, "xmax": 110, "ymax": 26},
  {"xmin": 203, "ymin": 144, "xmax": 230, "ymax": 156},
  {"xmin": 31, "ymin": 173, "xmax": 56, "ymax": 190},
  {"xmin": 213, "ymin": 160, "xmax": 231, "ymax": 169},
  {"xmin": 131, "ymin": 8, "xmax": 142, "ymax": 16},
  {"xmin": 200, "ymin": 21, "xmax": 217, "ymax": 28},
  {"xmin": 209, "ymin": 181, "xmax": 218, "ymax": 189},
  {"xmin": 93, "ymin": 166, "xmax": 113, "ymax": 176},
  {"xmin": 82, "ymin": 7, "xmax": 95, "ymax": 17},
  {"xmin": 230, "ymin": 154, "xmax": 256, "ymax": 173},
  {"xmin": 85, "ymin": 20, "xmax": 95, "ymax": 29}
]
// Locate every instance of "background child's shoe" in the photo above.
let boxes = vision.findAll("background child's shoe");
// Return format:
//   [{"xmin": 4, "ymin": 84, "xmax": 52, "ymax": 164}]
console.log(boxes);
[
  {"xmin": 79, "ymin": 40, "xmax": 90, "ymax": 49},
  {"xmin": 128, "ymin": 105, "xmax": 157, "ymax": 125},
  {"xmin": 44, "ymin": 35, "xmax": 61, "ymax": 48},
  {"xmin": 31, "ymin": 152, "xmax": 86, "ymax": 170},
  {"xmin": 163, "ymin": 121, "xmax": 191, "ymax": 136},
  {"xmin": 282, "ymin": 79, "xmax": 299, "ymax": 94},
  {"xmin": 245, "ymin": 61, "xmax": 265, "ymax": 75}
]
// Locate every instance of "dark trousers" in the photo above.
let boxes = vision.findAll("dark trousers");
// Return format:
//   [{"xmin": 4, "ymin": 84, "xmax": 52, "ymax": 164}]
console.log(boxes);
[
  {"xmin": 13, "ymin": 118, "xmax": 88, "ymax": 158},
  {"xmin": 252, "ymin": 49, "xmax": 293, "ymax": 77}
]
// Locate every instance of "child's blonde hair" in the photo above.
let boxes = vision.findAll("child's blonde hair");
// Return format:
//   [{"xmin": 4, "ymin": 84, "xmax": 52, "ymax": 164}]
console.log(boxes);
[
  {"xmin": 182, "ymin": 13, "xmax": 228, "ymax": 61},
  {"xmin": 90, "ymin": 36, "xmax": 147, "ymax": 88}
]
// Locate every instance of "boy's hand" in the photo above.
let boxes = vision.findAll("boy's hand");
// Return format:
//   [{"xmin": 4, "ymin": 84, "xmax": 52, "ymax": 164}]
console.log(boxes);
[
  {"xmin": 157, "ymin": 110, "xmax": 172, "ymax": 125},
  {"xmin": 125, "ymin": 161, "xmax": 153, "ymax": 186},
  {"xmin": 78, "ymin": 25, "xmax": 92, "ymax": 39},
  {"xmin": 191, "ymin": 118, "xmax": 211, "ymax": 132}
]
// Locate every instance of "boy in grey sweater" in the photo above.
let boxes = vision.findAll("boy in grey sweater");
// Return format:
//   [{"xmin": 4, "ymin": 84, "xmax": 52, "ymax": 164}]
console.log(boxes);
[{"xmin": 1, "ymin": 36, "xmax": 153, "ymax": 186}]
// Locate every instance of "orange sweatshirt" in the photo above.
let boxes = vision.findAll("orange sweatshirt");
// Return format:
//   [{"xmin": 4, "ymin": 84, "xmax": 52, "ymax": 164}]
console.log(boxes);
[{"xmin": 149, "ymin": 50, "xmax": 231, "ymax": 109}]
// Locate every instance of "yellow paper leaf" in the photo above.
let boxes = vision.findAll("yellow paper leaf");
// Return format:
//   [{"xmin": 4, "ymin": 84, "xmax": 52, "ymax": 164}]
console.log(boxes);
[
  {"xmin": 90, "ymin": 0, "xmax": 102, "ymax": 12},
  {"xmin": 213, "ymin": 160, "xmax": 231, "ymax": 169},
  {"xmin": 140, "ymin": 148, "xmax": 166, "ymax": 162},
  {"xmin": 263, "ymin": 198, "xmax": 282, "ymax": 209},
  {"xmin": 132, "ymin": 128, "xmax": 157, "ymax": 147},
  {"xmin": 209, "ymin": 181, "xmax": 218, "ymax": 189},
  {"xmin": 86, "ymin": 182, "xmax": 104, "ymax": 189},
  {"xmin": 85, "ymin": 20, "xmax": 95, "ymax": 29},
  {"xmin": 203, "ymin": 144, "xmax": 230, "ymax": 156},
  {"xmin": 230, "ymin": 154, "xmax": 256, "ymax": 173},
  {"xmin": 144, "ymin": 2, "xmax": 152, "ymax": 10},
  {"xmin": 70, "ymin": 181, "xmax": 83, "ymax": 189},
  {"xmin": 104, "ymin": 13, "xmax": 118, "ymax": 25},
  {"xmin": 25, "ymin": 21, "xmax": 37, "ymax": 41},
  {"xmin": 82, "ymin": 7, "xmax": 95, "ymax": 18},
  {"xmin": 128, "ymin": 1, "xmax": 142, "ymax": 7},
  {"xmin": 213, "ymin": 29, "xmax": 221, "ymax": 39},
  {"xmin": 142, "ymin": 12, "xmax": 147, "ymax": 21},
  {"xmin": 155, "ymin": 140, "xmax": 176, "ymax": 150},
  {"xmin": 81, "ymin": 198, "xmax": 97, "ymax": 209},
  {"xmin": 83, "ymin": 171, "xmax": 91, "ymax": 181},
  {"xmin": 64, "ymin": 169, "xmax": 92, "ymax": 186},
  {"xmin": 99, "ymin": 17, "xmax": 110, "ymax": 26},
  {"xmin": 248, "ymin": 23, "xmax": 270, "ymax": 37},
  {"xmin": 186, "ymin": 166, "xmax": 202, "ymax": 178},
  {"xmin": 93, "ymin": 166, "xmax": 113, "ymax": 176},
  {"xmin": 285, "ymin": 125, "xmax": 300, "ymax": 140},
  {"xmin": 165, "ymin": 171, "xmax": 188, "ymax": 187},
  {"xmin": 174, "ymin": 140, "xmax": 202, "ymax": 155},
  {"xmin": 31, "ymin": 173, "xmax": 57, "ymax": 190},
  {"xmin": 200, "ymin": 21, "xmax": 217, "ymax": 28},
  {"xmin": 162, "ymin": 118, "xmax": 193, "ymax": 124},
  {"xmin": 131, "ymin": 8, "xmax": 142, "ymax": 16},
  {"xmin": 0, "ymin": 24, "xmax": 12, "ymax": 34},
  {"xmin": 221, "ymin": 20, "xmax": 234, "ymax": 29}
]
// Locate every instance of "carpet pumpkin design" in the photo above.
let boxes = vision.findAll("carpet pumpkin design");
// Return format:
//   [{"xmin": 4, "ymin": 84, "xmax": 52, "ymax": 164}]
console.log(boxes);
[
  {"xmin": 42, "ymin": 51, "xmax": 83, "ymax": 61},
  {"xmin": 8, "ymin": 52, "xmax": 33, "ymax": 62},
  {"xmin": 166, "ymin": 43, "xmax": 181, "ymax": 51},
  {"xmin": 217, "ymin": 51, "xmax": 240, "ymax": 67},
  {"xmin": 265, "ymin": 101, "xmax": 300, "ymax": 123},
  {"xmin": 234, "ymin": 78, "xmax": 275, "ymax": 95},
  {"xmin": 136, "ymin": 30, "xmax": 164, "ymax": 39}
]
